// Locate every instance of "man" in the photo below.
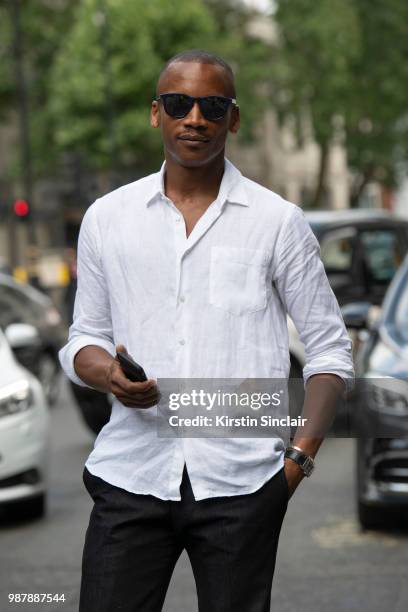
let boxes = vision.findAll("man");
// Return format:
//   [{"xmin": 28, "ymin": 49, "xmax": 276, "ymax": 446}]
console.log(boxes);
[{"xmin": 59, "ymin": 50, "xmax": 354, "ymax": 611}]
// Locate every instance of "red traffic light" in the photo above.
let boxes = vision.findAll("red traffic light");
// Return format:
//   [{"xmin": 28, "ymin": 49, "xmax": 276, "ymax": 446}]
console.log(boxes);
[{"xmin": 13, "ymin": 199, "xmax": 30, "ymax": 217}]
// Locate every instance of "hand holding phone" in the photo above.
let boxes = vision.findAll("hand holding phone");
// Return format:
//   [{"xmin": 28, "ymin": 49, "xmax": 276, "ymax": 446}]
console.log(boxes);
[{"xmin": 108, "ymin": 345, "xmax": 159, "ymax": 409}]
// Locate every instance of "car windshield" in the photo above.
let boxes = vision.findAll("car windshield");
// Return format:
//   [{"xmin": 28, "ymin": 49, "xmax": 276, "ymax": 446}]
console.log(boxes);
[
  {"xmin": 383, "ymin": 265, "xmax": 408, "ymax": 346},
  {"xmin": 360, "ymin": 230, "xmax": 402, "ymax": 283}
]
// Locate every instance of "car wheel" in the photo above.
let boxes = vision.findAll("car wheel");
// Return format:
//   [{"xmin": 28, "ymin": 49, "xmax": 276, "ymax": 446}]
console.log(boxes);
[
  {"xmin": 38, "ymin": 353, "xmax": 60, "ymax": 406},
  {"xmin": 357, "ymin": 500, "xmax": 386, "ymax": 530},
  {"xmin": 7, "ymin": 494, "xmax": 46, "ymax": 521},
  {"xmin": 355, "ymin": 438, "xmax": 386, "ymax": 530},
  {"xmin": 69, "ymin": 383, "xmax": 112, "ymax": 435}
]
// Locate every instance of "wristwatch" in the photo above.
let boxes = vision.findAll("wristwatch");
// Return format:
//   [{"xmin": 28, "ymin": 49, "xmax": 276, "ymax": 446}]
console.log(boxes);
[{"xmin": 284, "ymin": 445, "xmax": 315, "ymax": 477}]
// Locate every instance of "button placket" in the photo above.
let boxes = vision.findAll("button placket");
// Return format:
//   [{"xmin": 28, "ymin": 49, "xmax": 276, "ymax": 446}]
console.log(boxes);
[
  {"xmin": 171, "ymin": 207, "xmax": 186, "ymax": 302},
  {"xmin": 169, "ymin": 200, "xmax": 223, "ymax": 368},
  {"xmin": 174, "ymin": 227, "xmax": 187, "ymax": 356},
  {"xmin": 176, "ymin": 271, "xmax": 186, "ymax": 349}
]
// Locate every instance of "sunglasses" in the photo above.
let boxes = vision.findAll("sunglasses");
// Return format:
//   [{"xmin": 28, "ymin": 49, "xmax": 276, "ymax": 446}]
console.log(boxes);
[{"xmin": 155, "ymin": 93, "xmax": 237, "ymax": 121}]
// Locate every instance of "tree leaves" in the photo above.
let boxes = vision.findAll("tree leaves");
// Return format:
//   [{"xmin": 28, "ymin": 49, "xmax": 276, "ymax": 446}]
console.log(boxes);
[{"xmin": 274, "ymin": 0, "xmax": 408, "ymax": 205}]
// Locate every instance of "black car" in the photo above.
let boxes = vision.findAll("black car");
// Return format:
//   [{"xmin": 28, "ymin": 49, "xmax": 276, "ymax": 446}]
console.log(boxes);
[
  {"xmin": 0, "ymin": 273, "xmax": 67, "ymax": 405},
  {"xmin": 305, "ymin": 209, "xmax": 408, "ymax": 306},
  {"xmin": 343, "ymin": 255, "xmax": 408, "ymax": 529},
  {"xmin": 71, "ymin": 209, "xmax": 408, "ymax": 434},
  {"xmin": 289, "ymin": 209, "xmax": 408, "ymax": 378}
]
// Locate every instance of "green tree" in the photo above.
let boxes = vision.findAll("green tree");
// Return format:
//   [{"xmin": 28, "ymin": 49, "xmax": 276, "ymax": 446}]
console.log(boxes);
[
  {"xmin": 0, "ymin": 0, "xmax": 78, "ymax": 177},
  {"xmin": 49, "ymin": 0, "xmax": 217, "ymax": 174},
  {"xmin": 345, "ymin": 0, "xmax": 408, "ymax": 206},
  {"xmin": 274, "ymin": 0, "xmax": 408, "ymax": 208},
  {"xmin": 274, "ymin": 0, "xmax": 361, "ymax": 207}
]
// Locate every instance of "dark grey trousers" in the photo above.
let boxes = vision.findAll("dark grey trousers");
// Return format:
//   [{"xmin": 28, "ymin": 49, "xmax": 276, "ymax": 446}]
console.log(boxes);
[{"xmin": 79, "ymin": 464, "xmax": 289, "ymax": 612}]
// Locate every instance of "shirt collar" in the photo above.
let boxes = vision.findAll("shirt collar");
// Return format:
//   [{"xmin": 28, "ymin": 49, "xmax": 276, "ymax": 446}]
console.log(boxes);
[{"xmin": 145, "ymin": 158, "xmax": 249, "ymax": 208}]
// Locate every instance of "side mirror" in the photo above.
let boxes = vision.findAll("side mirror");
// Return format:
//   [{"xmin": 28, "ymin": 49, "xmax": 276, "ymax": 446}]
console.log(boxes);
[
  {"xmin": 341, "ymin": 302, "xmax": 371, "ymax": 330},
  {"xmin": 4, "ymin": 323, "xmax": 41, "ymax": 349}
]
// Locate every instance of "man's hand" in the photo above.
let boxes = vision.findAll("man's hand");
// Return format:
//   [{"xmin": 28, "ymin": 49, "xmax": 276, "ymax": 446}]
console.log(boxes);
[
  {"xmin": 282, "ymin": 373, "xmax": 345, "ymax": 499},
  {"xmin": 283, "ymin": 457, "xmax": 305, "ymax": 500},
  {"xmin": 106, "ymin": 345, "xmax": 160, "ymax": 409}
]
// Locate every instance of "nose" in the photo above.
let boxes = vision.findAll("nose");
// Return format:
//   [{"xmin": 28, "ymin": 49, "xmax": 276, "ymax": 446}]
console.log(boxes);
[{"xmin": 183, "ymin": 100, "xmax": 207, "ymax": 127}]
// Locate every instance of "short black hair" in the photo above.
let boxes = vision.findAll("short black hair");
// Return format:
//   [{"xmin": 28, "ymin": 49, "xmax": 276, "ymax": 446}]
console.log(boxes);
[{"xmin": 157, "ymin": 49, "xmax": 236, "ymax": 97}]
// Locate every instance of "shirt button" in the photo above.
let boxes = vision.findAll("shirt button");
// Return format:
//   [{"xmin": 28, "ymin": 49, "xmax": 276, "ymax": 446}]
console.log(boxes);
[
  {"xmin": 179, "ymin": 339, "xmax": 185, "ymax": 346},
  {"xmin": 175, "ymin": 216, "xmax": 181, "ymax": 223},
  {"xmin": 179, "ymin": 296, "xmax": 185, "ymax": 303}
]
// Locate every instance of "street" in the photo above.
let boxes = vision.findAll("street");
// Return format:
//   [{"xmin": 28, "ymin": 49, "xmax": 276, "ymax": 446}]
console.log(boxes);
[{"xmin": 1, "ymin": 377, "xmax": 408, "ymax": 612}]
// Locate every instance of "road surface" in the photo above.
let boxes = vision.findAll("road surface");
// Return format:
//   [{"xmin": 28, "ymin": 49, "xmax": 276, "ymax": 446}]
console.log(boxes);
[{"xmin": 1, "ymin": 378, "xmax": 407, "ymax": 611}]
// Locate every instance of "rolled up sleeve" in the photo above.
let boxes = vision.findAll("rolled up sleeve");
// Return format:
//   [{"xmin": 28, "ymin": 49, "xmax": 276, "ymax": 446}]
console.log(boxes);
[
  {"xmin": 274, "ymin": 205, "xmax": 355, "ymax": 393},
  {"xmin": 58, "ymin": 202, "xmax": 115, "ymax": 387}
]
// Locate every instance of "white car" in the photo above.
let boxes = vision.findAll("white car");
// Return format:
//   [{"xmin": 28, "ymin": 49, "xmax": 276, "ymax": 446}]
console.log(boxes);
[{"xmin": 0, "ymin": 324, "xmax": 50, "ymax": 519}]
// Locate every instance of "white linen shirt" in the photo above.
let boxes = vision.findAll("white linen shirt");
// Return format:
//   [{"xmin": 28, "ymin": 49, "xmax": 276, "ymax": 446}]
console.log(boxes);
[{"xmin": 59, "ymin": 158, "xmax": 354, "ymax": 501}]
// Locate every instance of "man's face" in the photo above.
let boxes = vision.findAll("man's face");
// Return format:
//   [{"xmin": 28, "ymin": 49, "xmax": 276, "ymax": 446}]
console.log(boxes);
[{"xmin": 151, "ymin": 62, "xmax": 240, "ymax": 168}]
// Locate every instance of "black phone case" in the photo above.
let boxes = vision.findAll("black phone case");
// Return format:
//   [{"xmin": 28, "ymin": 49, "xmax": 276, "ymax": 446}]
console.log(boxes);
[{"xmin": 116, "ymin": 351, "xmax": 147, "ymax": 382}]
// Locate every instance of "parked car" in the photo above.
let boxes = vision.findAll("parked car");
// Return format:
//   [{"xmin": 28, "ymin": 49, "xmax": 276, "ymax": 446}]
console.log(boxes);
[
  {"xmin": 306, "ymin": 209, "xmax": 408, "ymax": 304},
  {"xmin": 69, "ymin": 209, "xmax": 408, "ymax": 434},
  {"xmin": 342, "ymin": 254, "xmax": 408, "ymax": 529},
  {"xmin": 289, "ymin": 209, "xmax": 408, "ymax": 376},
  {"xmin": 0, "ymin": 274, "xmax": 67, "ymax": 406},
  {"xmin": 0, "ymin": 324, "xmax": 50, "ymax": 519}
]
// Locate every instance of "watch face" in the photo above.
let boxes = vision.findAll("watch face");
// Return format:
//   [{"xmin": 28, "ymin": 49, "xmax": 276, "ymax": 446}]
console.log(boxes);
[
  {"xmin": 285, "ymin": 447, "xmax": 315, "ymax": 476},
  {"xmin": 303, "ymin": 457, "xmax": 315, "ymax": 476}
]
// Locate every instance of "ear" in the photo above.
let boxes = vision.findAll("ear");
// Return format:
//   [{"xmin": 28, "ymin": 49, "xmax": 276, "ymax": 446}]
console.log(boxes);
[
  {"xmin": 150, "ymin": 100, "xmax": 160, "ymax": 128},
  {"xmin": 228, "ymin": 105, "xmax": 240, "ymax": 134}
]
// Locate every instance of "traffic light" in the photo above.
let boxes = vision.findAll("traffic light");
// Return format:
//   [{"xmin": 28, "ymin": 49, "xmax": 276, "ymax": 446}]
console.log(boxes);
[{"xmin": 13, "ymin": 199, "xmax": 30, "ymax": 220}]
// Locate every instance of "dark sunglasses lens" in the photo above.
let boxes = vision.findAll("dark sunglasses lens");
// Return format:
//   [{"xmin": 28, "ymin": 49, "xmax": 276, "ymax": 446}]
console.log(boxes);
[
  {"xmin": 163, "ymin": 94, "xmax": 192, "ymax": 118},
  {"xmin": 200, "ymin": 97, "xmax": 230, "ymax": 120}
]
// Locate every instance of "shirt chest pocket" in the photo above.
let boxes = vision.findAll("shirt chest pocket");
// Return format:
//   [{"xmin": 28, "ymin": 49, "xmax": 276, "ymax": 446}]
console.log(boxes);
[{"xmin": 209, "ymin": 246, "xmax": 270, "ymax": 316}]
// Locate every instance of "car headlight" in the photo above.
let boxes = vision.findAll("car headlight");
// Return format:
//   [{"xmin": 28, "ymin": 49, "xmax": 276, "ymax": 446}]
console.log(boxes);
[
  {"xmin": 363, "ymin": 375, "xmax": 408, "ymax": 416},
  {"xmin": 0, "ymin": 379, "xmax": 34, "ymax": 418}
]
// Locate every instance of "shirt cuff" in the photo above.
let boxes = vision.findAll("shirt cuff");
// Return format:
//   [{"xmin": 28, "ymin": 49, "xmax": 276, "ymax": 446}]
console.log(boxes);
[
  {"xmin": 303, "ymin": 370, "xmax": 355, "ymax": 395},
  {"xmin": 58, "ymin": 336, "xmax": 116, "ymax": 387}
]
